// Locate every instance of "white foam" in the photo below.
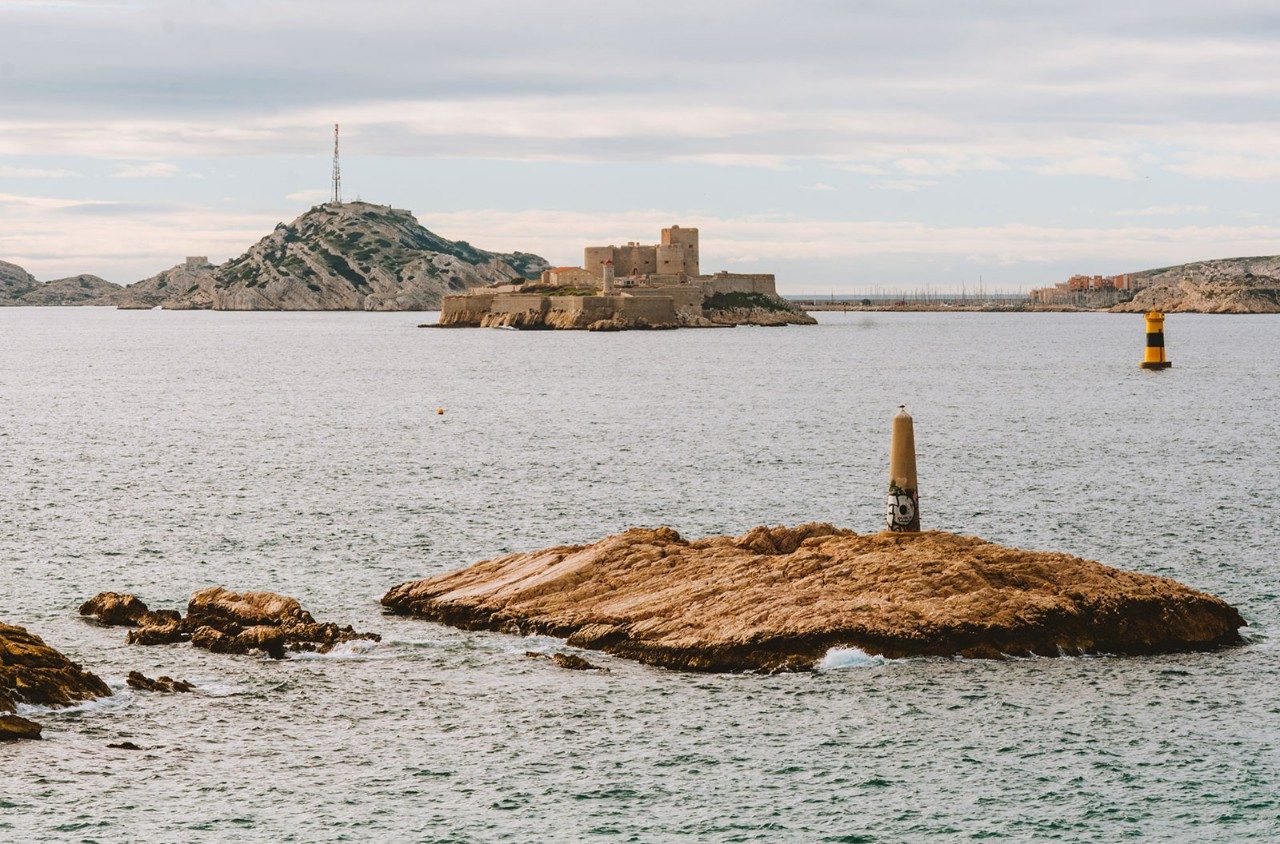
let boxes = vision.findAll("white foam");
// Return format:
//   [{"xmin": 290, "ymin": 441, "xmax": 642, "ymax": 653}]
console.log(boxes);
[
  {"xmin": 288, "ymin": 639, "xmax": 391, "ymax": 661},
  {"xmin": 16, "ymin": 687, "xmax": 135, "ymax": 718},
  {"xmin": 816, "ymin": 647, "xmax": 888, "ymax": 670}
]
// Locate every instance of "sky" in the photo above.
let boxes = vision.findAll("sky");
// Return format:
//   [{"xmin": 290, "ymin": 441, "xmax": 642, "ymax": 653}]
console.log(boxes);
[{"xmin": 4, "ymin": 0, "xmax": 1280, "ymax": 292}]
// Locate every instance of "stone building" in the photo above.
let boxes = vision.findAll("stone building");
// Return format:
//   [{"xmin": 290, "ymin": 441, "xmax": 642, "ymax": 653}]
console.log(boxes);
[
  {"xmin": 584, "ymin": 225, "xmax": 699, "ymax": 279},
  {"xmin": 439, "ymin": 224, "xmax": 796, "ymax": 329}
]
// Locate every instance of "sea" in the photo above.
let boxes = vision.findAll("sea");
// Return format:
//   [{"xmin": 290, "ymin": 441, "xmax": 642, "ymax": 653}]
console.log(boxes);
[{"xmin": 1, "ymin": 307, "xmax": 1277, "ymax": 842}]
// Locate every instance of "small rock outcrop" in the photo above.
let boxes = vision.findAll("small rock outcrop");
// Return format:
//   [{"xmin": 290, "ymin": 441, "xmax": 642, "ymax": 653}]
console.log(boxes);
[
  {"xmin": 0, "ymin": 713, "xmax": 43, "ymax": 741},
  {"xmin": 126, "ymin": 671, "xmax": 193, "ymax": 693},
  {"xmin": 524, "ymin": 651, "xmax": 608, "ymax": 671},
  {"xmin": 81, "ymin": 587, "xmax": 380, "ymax": 659},
  {"xmin": 1, "ymin": 622, "xmax": 112, "ymax": 740},
  {"xmin": 383, "ymin": 525, "xmax": 1245, "ymax": 673}
]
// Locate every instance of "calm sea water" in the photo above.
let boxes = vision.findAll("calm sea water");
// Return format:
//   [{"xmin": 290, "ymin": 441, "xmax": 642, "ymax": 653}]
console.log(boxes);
[{"xmin": 1, "ymin": 307, "xmax": 1277, "ymax": 842}]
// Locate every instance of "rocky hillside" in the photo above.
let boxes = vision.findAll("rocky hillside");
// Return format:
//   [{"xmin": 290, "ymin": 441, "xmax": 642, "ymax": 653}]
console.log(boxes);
[
  {"xmin": 115, "ymin": 260, "xmax": 219, "ymax": 310},
  {"xmin": 141, "ymin": 202, "xmax": 546, "ymax": 311},
  {"xmin": 17, "ymin": 274, "xmax": 122, "ymax": 306},
  {"xmin": 0, "ymin": 260, "xmax": 39, "ymax": 302},
  {"xmin": 0, "ymin": 261, "xmax": 122, "ymax": 306},
  {"xmin": 1112, "ymin": 256, "xmax": 1280, "ymax": 313}
]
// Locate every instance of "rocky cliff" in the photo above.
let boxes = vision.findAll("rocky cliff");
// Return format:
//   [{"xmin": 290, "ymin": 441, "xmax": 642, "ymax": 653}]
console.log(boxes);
[
  {"xmin": 114, "ymin": 260, "xmax": 219, "ymax": 309},
  {"xmin": 383, "ymin": 524, "xmax": 1244, "ymax": 672},
  {"xmin": 0, "ymin": 261, "xmax": 123, "ymax": 306},
  {"xmin": 131, "ymin": 202, "xmax": 547, "ymax": 311},
  {"xmin": 0, "ymin": 260, "xmax": 39, "ymax": 302},
  {"xmin": 16, "ymin": 274, "xmax": 122, "ymax": 306},
  {"xmin": 1112, "ymin": 256, "xmax": 1280, "ymax": 313}
]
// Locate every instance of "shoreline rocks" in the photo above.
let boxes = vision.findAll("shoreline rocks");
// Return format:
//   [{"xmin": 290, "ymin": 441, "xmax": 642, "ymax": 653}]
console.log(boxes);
[
  {"xmin": 82, "ymin": 586, "xmax": 381, "ymax": 659},
  {"xmin": 126, "ymin": 671, "xmax": 193, "ymax": 693},
  {"xmin": 382, "ymin": 524, "xmax": 1245, "ymax": 673},
  {"xmin": 1, "ymin": 621, "xmax": 112, "ymax": 740}
]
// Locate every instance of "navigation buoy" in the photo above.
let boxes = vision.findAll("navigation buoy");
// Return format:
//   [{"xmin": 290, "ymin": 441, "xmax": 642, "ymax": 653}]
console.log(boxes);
[
  {"xmin": 1140, "ymin": 311, "xmax": 1172, "ymax": 370},
  {"xmin": 886, "ymin": 405, "xmax": 920, "ymax": 532}
]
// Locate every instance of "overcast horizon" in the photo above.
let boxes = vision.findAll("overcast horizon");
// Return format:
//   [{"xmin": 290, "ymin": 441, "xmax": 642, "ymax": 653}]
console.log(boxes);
[{"xmin": 5, "ymin": 0, "xmax": 1280, "ymax": 292}]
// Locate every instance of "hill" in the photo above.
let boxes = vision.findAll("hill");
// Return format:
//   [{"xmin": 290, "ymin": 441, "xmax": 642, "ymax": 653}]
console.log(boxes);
[
  {"xmin": 1112, "ymin": 255, "xmax": 1280, "ymax": 313},
  {"xmin": 119, "ymin": 201, "xmax": 547, "ymax": 311},
  {"xmin": 0, "ymin": 261, "xmax": 122, "ymax": 306}
]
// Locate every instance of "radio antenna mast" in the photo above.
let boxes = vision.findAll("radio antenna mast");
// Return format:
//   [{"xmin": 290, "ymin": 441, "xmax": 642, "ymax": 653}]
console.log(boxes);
[{"xmin": 331, "ymin": 123, "xmax": 342, "ymax": 204}]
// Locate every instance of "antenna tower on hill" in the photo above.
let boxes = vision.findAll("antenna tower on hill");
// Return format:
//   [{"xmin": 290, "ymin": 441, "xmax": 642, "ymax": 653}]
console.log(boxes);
[{"xmin": 331, "ymin": 123, "xmax": 342, "ymax": 204}]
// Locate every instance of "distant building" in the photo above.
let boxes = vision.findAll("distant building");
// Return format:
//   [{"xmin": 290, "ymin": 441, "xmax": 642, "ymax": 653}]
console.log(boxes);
[{"xmin": 440, "ymin": 224, "xmax": 779, "ymax": 328}]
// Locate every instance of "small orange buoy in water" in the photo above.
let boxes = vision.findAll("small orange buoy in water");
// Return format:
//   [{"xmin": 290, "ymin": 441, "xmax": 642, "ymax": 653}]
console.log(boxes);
[{"xmin": 436, "ymin": 407, "xmax": 445, "ymax": 415}]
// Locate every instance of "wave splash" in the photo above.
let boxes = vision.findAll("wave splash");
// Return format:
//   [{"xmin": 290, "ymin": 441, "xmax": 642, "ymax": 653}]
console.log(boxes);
[{"xmin": 816, "ymin": 647, "xmax": 889, "ymax": 671}]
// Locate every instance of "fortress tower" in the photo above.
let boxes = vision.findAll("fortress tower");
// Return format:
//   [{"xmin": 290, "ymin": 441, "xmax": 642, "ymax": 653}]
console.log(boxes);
[
  {"xmin": 584, "ymin": 225, "xmax": 699, "ymax": 279},
  {"xmin": 660, "ymin": 225, "xmax": 699, "ymax": 276}
]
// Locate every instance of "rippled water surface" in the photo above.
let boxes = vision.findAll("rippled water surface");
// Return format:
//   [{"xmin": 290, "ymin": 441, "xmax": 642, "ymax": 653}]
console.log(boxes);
[{"xmin": 2, "ymin": 307, "xmax": 1278, "ymax": 842}]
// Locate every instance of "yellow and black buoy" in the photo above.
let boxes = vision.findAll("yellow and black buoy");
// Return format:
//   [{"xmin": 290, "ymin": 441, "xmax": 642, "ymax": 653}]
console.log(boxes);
[
  {"xmin": 1140, "ymin": 311, "xmax": 1172, "ymax": 370},
  {"xmin": 436, "ymin": 407, "xmax": 445, "ymax": 415}
]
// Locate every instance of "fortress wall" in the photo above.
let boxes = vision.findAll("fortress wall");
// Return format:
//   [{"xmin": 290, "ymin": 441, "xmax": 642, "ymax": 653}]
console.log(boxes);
[
  {"xmin": 698, "ymin": 274, "xmax": 777, "ymax": 297},
  {"xmin": 584, "ymin": 246, "xmax": 615, "ymax": 278},
  {"xmin": 615, "ymin": 244, "xmax": 658, "ymax": 277},
  {"xmin": 549, "ymin": 296, "xmax": 615, "ymax": 320},
  {"xmin": 617, "ymin": 295, "xmax": 678, "ymax": 325},
  {"xmin": 489, "ymin": 293, "xmax": 549, "ymax": 315},
  {"xmin": 656, "ymin": 244, "xmax": 688, "ymax": 275}
]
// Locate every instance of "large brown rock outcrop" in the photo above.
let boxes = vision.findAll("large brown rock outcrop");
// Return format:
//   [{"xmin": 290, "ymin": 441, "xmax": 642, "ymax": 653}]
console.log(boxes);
[
  {"xmin": 382, "ymin": 525, "xmax": 1245, "ymax": 672},
  {"xmin": 81, "ymin": 587, "xmax": 380, "ymax": 659},
  {"xmin": 1, "ymin": 622, "xmax": 112, "ymax": 739}
]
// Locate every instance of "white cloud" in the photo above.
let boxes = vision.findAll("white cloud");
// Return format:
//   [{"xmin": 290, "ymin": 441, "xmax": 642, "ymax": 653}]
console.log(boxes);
[
  {"xmin": 871, "ymin": 179, "xmax": 937, "ymax": 192},
  {"xmin": 0, "ymin": 165, "xmax": 80, "ymax": 178},
  {"xmin": 110, "ymin": 161, "xmax": 181, "ymax": 178},
  {"xmin": 800, "ymin": 182, "xmax": 836, "ymax": 192},
  {"xmin": 1113, "ymin": 205, "xmax": 1209, "ymax": 217},
  {"xmin": 285, "ymin": 189, "xmax": 330, "ymax": 203}
]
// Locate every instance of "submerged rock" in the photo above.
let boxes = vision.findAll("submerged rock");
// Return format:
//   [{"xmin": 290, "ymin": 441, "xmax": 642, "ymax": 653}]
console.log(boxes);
[
  {"xmin": 1, "ymin": 714, "xmax": 43, "ymax": 741},
  {"xmin": 383, "ymin": 525, "xmax": 1246, "ymax": 673},
  {"xmin": 84, "ymin": 586, "xmax": 380, "ymax": 659},
  {"xmin": 524, "ymin": 651, "xmax": 608, "ymax": 671},
  {"xmin": 1, "ymin": 621, "xmax": 112, "ymax": 739},
  {"xmin": 126, "ymin": 671, "xmax": 194, "ymax": 693}
]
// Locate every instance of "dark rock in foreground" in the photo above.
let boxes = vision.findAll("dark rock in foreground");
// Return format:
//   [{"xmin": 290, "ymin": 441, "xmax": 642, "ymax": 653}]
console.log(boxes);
[
  {"xmin": 524, "ymin": 651, "xmax": 608, "ymax": 671},
  {"xmin": 0, "ymin": 713, "xmax": 43, "ymax": 741},
  {"xmin": 82, "ymin": 586, "xmax": 381, "ymax": 659},
  {"xmin": 1, "ymin": 621, "xmax": 112, "ymax": 739},
  {"xmin": 126, "ymin": 671, "xmax": 193, "ymax": 693},
  {"xmin": 383, "ymin": 525, "xmax": 1246, "ymax": 673}
]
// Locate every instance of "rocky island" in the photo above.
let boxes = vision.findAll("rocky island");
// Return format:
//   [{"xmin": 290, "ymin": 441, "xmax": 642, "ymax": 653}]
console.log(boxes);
[
  {"xmin": 436, "ymin": 224, "xmax": 815, "ymax": 329},
  {"xmin": 81, "ymin": 586, "xmax": 380, "ymax": 658},
  {"xmin": 382, "ymin": 524, "xmax": 1244, "ymax": 672},
  {"xmin": 114, "ymin": 202, "xmax": 548, "ymax": 310},
  {"xmin": 1, "ymin": 202, "xmax": 548, "ymax": 311},
  {"xmin": 1, "ymin": 622, "xmax": 112, "ymax": 740}
]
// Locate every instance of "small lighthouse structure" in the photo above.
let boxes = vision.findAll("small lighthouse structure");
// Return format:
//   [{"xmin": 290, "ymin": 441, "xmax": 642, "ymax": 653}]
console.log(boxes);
[
  {"xmin": 886, "ymin": 405, "xmax": 920, "ymax": 532},
  {"xmin": 602, "ymin": 259, "xmax": 616, "ymax": 295}
]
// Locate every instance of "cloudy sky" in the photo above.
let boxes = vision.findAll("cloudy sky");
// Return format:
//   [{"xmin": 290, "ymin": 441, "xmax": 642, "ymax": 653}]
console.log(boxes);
[{"xmin": 4, "ymin": 0, "xmax": 1280, "ymax": 291}]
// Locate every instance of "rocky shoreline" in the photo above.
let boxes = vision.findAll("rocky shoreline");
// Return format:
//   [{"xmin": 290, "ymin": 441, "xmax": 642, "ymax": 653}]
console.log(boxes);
[
  {"xmin": 80, "ymin": 586, "xmax": 380, "ymax": 659},
  {"xmin": 382, "ymin": 524, "xmax": 1245, "ymax": 672},
  {"xmin": 1, "ymin": 622, "xmax": 112, "ymax": 741}
]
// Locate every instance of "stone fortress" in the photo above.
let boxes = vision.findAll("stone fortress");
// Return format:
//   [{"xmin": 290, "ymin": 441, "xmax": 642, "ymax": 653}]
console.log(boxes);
[{"xmin": 438, "ymin": 225, "xmax": 812, "ymax": 330}]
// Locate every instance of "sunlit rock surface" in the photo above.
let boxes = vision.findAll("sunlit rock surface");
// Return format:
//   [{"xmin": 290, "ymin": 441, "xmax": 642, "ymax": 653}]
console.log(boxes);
[{"xmin": 383, "ymin": 524, "xmax": 1244, "ymax": 672}]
